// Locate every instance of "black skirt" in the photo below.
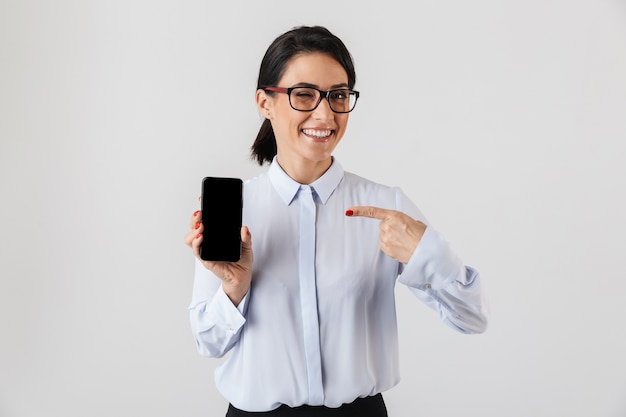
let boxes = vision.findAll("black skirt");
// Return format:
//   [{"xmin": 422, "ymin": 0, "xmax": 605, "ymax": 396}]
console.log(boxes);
[{"xmin": 226, "ymin": 393, "xmax": 388, "ymax": 417}]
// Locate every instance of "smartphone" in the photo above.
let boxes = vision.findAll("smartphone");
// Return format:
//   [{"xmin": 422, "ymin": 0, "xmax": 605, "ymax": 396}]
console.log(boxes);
[{"xmin": 200, "ymin": 176, "xmax": 243, "ymax": 262}]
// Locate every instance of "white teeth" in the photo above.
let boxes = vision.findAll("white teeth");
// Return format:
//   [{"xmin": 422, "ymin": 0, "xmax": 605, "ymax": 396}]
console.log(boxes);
[{"xmin": 302, "ymin": 129, "xmax": 332, "ymax": 138}]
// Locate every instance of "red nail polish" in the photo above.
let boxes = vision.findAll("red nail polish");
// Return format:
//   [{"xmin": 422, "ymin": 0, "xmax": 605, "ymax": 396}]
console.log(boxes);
[
  {"xmin": 194, "ymin": 222, "xmax": 200, "ymax": 229},
  {"xmin": 345, "ymin": 209, "xmax": 354, "ymax": 216},
  {"xmin": 196, "ymin": 233, "xmax": 202, "ymax": 239},
  {"xmin": 193, "ymin": 210, "xmax": 200, "ymax": 216}
]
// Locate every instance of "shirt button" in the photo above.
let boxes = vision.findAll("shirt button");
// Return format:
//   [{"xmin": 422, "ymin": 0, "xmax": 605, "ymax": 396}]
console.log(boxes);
[{"xmin": 425, "ymin": 283, "xmax": 432, "ymax": 289}]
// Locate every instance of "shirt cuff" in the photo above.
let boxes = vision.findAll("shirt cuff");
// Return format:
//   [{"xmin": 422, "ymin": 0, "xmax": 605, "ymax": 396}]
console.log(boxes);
[
  {"xmin": 398, "ymin": 226, "xmax": 465, "ymax": 290},
  {"xmin": 212, "ymin": 285, "xmax": 247, "ymax": 335}
]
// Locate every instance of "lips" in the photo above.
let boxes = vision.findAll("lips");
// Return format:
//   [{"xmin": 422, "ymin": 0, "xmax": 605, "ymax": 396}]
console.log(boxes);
[{"xmin": 302, "ymin": 128, "xmax": 333, "ymax": 139}]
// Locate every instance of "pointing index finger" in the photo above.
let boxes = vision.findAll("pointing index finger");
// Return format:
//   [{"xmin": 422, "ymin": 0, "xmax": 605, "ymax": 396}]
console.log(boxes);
[{"xmin": 346, "ymin": 206, "xmax": 392, "ymax": 220}]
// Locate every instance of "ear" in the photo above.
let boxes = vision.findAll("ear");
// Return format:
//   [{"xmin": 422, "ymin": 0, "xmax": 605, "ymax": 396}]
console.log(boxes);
[{"xmin": 256, "ymin": 89, "xmax": 272, "ymax": 119}]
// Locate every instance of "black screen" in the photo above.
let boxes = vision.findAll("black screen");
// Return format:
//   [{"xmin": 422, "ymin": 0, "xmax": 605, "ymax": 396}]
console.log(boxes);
[{"xmin": 200, "ymin": 177, "xmax": 243, "ymax": 262}]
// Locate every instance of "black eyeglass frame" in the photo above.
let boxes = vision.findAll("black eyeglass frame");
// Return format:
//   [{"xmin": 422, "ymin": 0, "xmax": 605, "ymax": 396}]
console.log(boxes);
[{"xmin": 262, "ymin": 86, "xmax": 360, "ymax": 114}]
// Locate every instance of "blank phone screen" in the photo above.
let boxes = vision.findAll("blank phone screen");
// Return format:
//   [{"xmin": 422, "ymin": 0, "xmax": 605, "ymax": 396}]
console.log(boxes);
[{"xmin": 200, "ymin": 177, "xmax": 243, "ymax": 262}]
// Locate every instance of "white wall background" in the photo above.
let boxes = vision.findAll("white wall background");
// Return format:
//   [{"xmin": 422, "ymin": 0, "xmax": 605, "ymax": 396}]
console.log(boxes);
[{"xmin": 1, "ymin": 0, "xmax": 625, "ymax": 416}]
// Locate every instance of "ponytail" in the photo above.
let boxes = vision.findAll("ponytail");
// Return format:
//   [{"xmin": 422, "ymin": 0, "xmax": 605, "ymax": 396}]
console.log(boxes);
[{"xmin": 250, "ymin": 119, "xmax": 277, "ymax": 165}]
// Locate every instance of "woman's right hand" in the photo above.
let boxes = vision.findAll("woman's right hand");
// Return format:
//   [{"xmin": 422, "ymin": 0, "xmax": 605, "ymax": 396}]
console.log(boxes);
[{"xmin": 185, "ymin": 210, "xmax": 253, "ymax": 306}]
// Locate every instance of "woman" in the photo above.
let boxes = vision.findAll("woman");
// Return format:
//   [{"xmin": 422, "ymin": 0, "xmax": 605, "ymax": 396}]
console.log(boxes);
[{"xmin": 184, "ymin": 25, "xmax": 488, "ymax": 417}]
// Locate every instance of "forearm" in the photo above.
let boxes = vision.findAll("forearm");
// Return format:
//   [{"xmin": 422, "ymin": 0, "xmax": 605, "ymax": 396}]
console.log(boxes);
[
  {"xmin": 398, "ymin": 226, "xmax": 489, "ymax": 334},
  {"xmin": 189, "ymin": 259, "xmax": 248, "ymax": 357},
  {"xmin": 189, "ymin": 286, "xmax": 248, "ymax": 357}
]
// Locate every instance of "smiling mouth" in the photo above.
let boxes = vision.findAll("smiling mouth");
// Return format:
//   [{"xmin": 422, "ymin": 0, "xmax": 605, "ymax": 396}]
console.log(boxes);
[{"xmin": 302, "ymin": 128, "xmax": 333, "ymax": 139}]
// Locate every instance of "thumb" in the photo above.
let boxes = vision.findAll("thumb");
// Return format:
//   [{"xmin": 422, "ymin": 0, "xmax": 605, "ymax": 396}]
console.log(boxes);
[
  {"xmin": 241, "ymin": 226, "xmax": 252, "ymax": 247},
  {"xmin": 239, "ymin": 226, "xmax": 254, "ymax": 266}
]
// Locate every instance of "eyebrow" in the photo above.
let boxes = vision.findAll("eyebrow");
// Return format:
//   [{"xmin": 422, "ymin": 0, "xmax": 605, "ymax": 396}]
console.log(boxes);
[{"xmin": 292, "ymin": 82, "xmax": 350, "ymax": 89}]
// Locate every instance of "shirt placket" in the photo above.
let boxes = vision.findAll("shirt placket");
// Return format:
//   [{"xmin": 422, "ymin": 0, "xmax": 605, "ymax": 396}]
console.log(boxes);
[{"xmin": 297, "ymin": 185, "xmax": 324, "ymax": 405}]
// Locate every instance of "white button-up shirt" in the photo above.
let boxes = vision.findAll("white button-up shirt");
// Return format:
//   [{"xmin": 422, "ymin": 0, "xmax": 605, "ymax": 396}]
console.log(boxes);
[{"xmin": 189, "ymin": 158, "xmax": 488, "ymax": 412}]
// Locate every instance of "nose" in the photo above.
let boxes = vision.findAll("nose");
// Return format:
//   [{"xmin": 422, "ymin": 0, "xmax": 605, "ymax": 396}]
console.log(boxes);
[{"xmin": 312, "ymin": 95, "xmax": 334, "ymax": 121}]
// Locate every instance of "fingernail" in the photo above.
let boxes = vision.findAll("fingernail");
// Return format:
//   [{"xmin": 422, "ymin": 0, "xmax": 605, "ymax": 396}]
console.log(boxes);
[
  {"xmin": 196, "ymin": 233, "xmax": 202, "ymax": 239},
  {"xmin": 193, "ymin": 210, "xmax": 200, "ymax": 216},
  {"xmin": 345, "ymin": 209, "xmax": 354, "ymax": 216},
  {"xmin": 194, "ymin": 222, "xmax": 200, "ymax": 229}
]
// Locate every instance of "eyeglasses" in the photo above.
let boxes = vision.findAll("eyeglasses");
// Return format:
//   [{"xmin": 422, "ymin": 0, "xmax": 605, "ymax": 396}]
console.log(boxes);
[{"xmin": 263, "ymin": 86, "xmax": 360, "ymax": 113}]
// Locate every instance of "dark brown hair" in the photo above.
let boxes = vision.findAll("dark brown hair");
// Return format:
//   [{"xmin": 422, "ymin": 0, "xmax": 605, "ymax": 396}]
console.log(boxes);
[{"xmin": 251, "ymin": 26, "xmax": 357, "ymax": 165}]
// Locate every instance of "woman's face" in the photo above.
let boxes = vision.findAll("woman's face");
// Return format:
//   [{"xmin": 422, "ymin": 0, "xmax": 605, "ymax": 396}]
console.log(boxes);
[{"xmin": 257, "ymin": 52, "xmax": 350, "ymax": 176}]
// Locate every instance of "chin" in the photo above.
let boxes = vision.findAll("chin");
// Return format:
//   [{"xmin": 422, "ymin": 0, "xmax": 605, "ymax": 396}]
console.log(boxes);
[{"xmin": 302, "ymin": 147, "xmax": 335, "ymax": 162}]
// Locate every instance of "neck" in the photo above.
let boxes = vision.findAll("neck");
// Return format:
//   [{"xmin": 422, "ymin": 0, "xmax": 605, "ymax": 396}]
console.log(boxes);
[{"xmin": 275, "ymin": 155, "xmax": 332, "ymax": 185}]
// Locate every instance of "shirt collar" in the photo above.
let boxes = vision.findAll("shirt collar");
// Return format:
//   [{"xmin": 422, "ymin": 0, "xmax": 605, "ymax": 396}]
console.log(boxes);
[{"xmin": 268, "ymin": 157, "xmax": 344, "ymax": 206}]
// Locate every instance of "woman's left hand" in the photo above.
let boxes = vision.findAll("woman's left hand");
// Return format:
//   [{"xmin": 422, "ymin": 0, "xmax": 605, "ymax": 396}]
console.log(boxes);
[{"xmin": 346, "ymin": 206, "xmax": 427, "ymax": 264}]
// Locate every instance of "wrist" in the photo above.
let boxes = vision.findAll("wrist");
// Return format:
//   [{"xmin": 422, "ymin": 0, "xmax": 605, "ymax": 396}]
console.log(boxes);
[{"xmin": 222, "ymin": 282, "xmax": 249, "ymax": 307}]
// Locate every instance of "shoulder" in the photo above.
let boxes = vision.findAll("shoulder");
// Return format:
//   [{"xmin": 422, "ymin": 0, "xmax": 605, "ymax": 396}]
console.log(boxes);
[
  {"xmin": 242, "ymin": 171, "xmax": 271, "ymax": 197},
  {"xmin": 342, "ymin": 171, "xmax": 399, "ymax": 193},
  {"xmin": 243, "ymin": 170, "xmax": 269, "ymax": 188},
  {"xmin": 340, "ymin": 171, "xmax": 404, "ymax": 206}
]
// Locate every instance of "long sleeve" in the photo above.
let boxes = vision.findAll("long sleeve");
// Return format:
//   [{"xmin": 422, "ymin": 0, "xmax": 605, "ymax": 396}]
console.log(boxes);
[
  {"xmin": 398, "ymin": 226, "xmax": 489, "ymax": 334},
  {"xmin": 188, "ymin": 259, "xmax": 248, "ymax": 358},
  {"xmin": 395, "ymin": 189, "xmax": 489, "ymax": 334}
]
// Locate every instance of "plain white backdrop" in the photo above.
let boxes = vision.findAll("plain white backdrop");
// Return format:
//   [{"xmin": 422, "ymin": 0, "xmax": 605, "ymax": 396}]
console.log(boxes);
[{"xmin": 1, "ymin": 0, "xmax": 625, "ymax": 416}]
